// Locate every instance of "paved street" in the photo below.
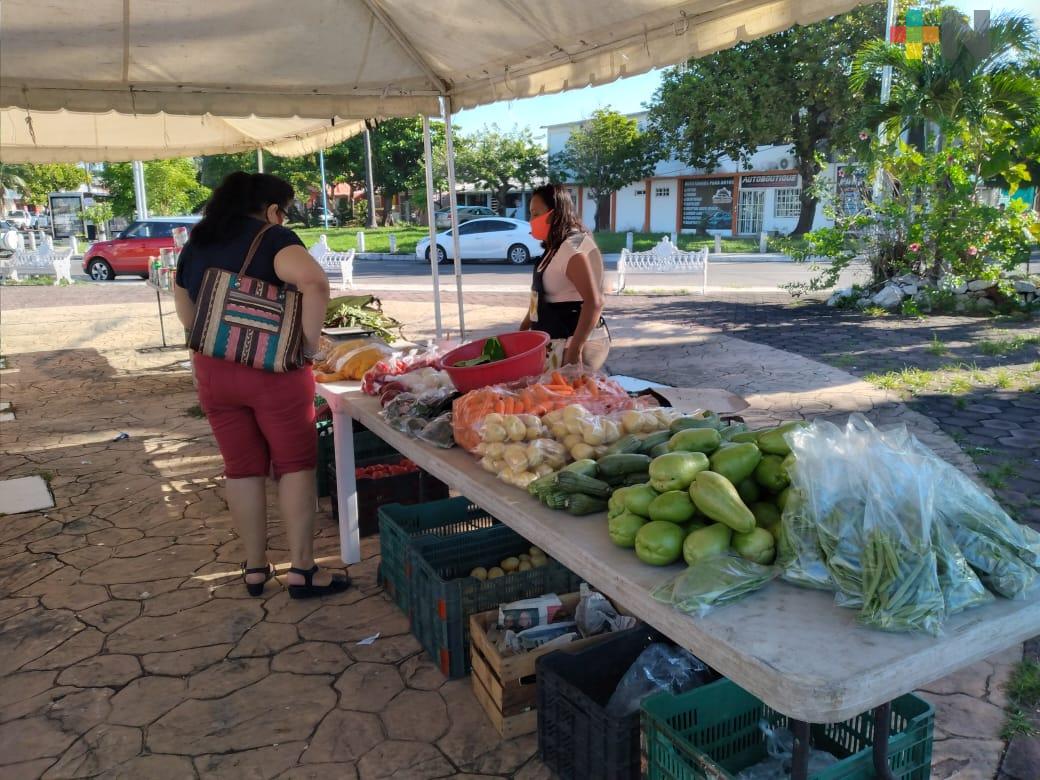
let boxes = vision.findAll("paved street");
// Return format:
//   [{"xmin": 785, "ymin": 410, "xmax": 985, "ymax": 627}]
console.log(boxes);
[{"xmin": 60, "ymin": 255, "xmax": 872, "ymax": 294}]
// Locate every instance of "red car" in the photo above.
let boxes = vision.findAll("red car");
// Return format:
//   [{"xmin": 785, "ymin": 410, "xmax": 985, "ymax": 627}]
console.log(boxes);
[{"xmin": 83, "ymin": 216, "xmax": 200, "ymax": 280}]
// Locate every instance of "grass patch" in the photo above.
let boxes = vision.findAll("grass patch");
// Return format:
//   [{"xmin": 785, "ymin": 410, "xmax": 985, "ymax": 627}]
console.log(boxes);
[
  {"xmin": 290, "ymin": 226, "xmax": 763, "ymax": 256},
  {"xmin": 862, "ymin": 305, "xmax": 890, "ymax": 317},
  {"xmin": 293, "ymin": 226, "xmax": 428, "ymax": 255},
  {"xmin": 954, "ymin": 397, "xmax": 968, "ymax": 410},
  {"xmin": 863, "ymin": 360, "xmax": 1038, "ymax": 396},
  {"xmin": 37, "ymin": 470, "xmax": 54, "ymax": 484},
  {"xmin": 982, "ymin": 461, "xmax": 1021, "ymax": 490},
  {"xmin": 978, "ymin": 333, "xmax": 1040, "ymax": 357},
  {"xmin": 0, "ymin": 276, "xmax": 78, "ymax": 286},
  {"xmin": 1002, "ymin": 659, "xmax": 1040, "ymax": 740},
  {"xmin": 831, "ymin": 354, "xmax": 857, "ymax": 368},
  {"xmin": 1002, "ymin": 708, "xmax": 1036, "ymax": 740},
  {"xmin": 927, "ymin": 334, "xmax": 949, "ymax": 357},
  {"xmin": 621, "ymin": 288, "xmax": 689, "ymax": 296},
  {"xmin": 186, "ymin": 404, "xmax": 206, "ymax": 419}
]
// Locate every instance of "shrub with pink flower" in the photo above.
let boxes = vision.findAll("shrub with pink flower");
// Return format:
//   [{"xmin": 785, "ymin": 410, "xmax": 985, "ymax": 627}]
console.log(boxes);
[{"xmin": 908, "ymin": 243, "xmax": 921, "ymax": 252}]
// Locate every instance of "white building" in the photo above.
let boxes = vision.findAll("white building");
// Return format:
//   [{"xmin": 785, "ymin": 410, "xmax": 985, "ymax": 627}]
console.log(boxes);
[{"xmin": 547, "ymin": 111, "xmax": 848, "ymax": 236}]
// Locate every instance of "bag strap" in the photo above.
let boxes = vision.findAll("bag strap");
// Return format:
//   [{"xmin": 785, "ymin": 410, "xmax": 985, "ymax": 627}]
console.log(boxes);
[{"xmin": 240, "ymin": 223, "xmax": 277, "ymax": 275}]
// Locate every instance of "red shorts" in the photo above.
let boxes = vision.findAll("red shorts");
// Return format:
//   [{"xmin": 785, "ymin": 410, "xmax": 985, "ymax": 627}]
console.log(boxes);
[{"xmin": 193, "ymin": 353, "xmax": 316, "ymax": 479}]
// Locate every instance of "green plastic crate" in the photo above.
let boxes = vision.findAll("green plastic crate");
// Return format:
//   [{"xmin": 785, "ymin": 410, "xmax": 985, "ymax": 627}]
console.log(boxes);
[
  {"xmin": 315, "ymin": 419, "xmax": 335, "ymax": 497},
  {"xmin": 642, "ymin": 678, "xmax": 934, "ymax": 780},
  {"xmin": 409, "ymin": 522, "xmax": 584, "ymax": 678},
  {"xmin": 377, "ymin": 497, "xmax": 497, "ymax": 616}
]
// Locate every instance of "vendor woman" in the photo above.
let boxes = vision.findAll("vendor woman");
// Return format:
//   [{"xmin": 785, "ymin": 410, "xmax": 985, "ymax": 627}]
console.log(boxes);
[{"xmin": 520, "ymin": 184, "xmax": 609, "ymax": 369}]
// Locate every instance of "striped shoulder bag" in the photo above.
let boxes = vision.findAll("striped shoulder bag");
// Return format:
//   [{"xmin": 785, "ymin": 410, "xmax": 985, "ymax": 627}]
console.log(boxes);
[{"xmin": 187, "ymin": 223, "xmax": 305, "ymax": 372}]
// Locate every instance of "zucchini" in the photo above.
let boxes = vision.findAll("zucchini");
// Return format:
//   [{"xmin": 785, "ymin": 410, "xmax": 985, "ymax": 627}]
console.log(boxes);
[
  {"xmin": 554, "ymin": 471, "xmax": 613, "ymax": 499},
  {"xmin": 563, "ymin": 459, "xmax": 599, "ymax": 478},
  {"xmin": 528, "ymin": 472, "xmax": 557, "ymax": 497},
  {"xmin": 543, "ymin": 491, "xmax": 570, "ymax": 510},
  {"xmin": 669, "ymin": 412, "xmax": 720, "ymax": 434},
  {"xmin": 623, "ymin": 471, "xmax": 652, "ymax": 486},
  {"xmin": 638, "ymin": 431, "xmax": 671, "ymax": 454},
  {"xmin": 606, "ymin": 434, "xmax": 643, "ymax": 455},
  {"xmin": 565, "ymin": 494, "xmax": 608, "ymax": 516},
  {"xmin": 597, "ymin": 453, "xmax": 653, "ymax": 478},
  {"xmin": 650, "ymin": 442, "xmax": 671, "ymax": 458}
]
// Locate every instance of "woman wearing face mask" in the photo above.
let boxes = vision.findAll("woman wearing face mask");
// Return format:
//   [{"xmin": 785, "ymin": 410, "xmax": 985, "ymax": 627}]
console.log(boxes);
[
  {"xmin": 174, "ymin": 172, "xmax": 350, "ymax": 600},
  {"xmin": 520, "ymin": 184, "xmax": 609, "ymax": 369}
]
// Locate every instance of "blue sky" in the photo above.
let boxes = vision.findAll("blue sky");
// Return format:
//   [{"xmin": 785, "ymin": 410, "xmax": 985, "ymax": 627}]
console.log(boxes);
[{"xmin": 452, "ymin": 1, "xmax": 1039, "ymax": 139}]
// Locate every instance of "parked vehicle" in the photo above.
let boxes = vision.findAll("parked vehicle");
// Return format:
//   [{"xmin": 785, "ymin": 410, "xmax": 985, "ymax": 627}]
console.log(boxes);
[
  {"xmin": 82, "ymin": 216, "xmax": 200, "ymax": 281},
  {"xmin": 416, "ymin": 217, "xmax": 542, "ymax": 265},
  {"xmin": 31, "ymin": 213, "xmax": 51, "ymax": 230},
  {"xmin": 434, "ymin": 205, "xmax": 496, "ymax": 229},
  {"xmin": 310, "ymin": 207, "xmax": 339, "ymax": 226},
  {"xmin": 5, "ymin": 210, "xmax": 32, "ymax": 230}
]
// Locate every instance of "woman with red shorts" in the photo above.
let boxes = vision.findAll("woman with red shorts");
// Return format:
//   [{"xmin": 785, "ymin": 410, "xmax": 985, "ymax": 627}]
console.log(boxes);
[{"xmin": 174, "ymin": 172, "xmax": 349, "ymax": 599}]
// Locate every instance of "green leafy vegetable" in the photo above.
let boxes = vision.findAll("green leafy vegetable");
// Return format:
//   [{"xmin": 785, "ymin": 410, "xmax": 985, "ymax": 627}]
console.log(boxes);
[{"xmin": 455, "ymin": 337, "xmax": 506, "ymax": 367}]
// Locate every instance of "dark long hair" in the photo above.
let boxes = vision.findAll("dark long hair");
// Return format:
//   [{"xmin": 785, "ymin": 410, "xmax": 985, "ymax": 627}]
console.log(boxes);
[
  {"xmin": 531, "ymin": 183, "xmax": 586, "ymax": 257},
  {"xmin": 190, "ymin": 172, "xmax": 294, "ymax": 245}
]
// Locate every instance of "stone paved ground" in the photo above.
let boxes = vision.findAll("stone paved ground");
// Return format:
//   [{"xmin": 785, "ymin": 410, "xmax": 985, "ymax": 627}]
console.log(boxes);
[{"xmin": 0, "ymin": 285, "xmax": 1030, "ymax": 779}]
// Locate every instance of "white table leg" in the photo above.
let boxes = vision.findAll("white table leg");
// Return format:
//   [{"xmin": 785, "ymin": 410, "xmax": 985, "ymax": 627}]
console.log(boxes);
[{"xmin": 331, "ymin": 410, "xmax": 361, "ymax": 565}]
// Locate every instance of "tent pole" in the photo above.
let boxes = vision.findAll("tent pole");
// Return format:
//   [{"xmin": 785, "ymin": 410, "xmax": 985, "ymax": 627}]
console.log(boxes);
[
  {"xmin": 363, "ymin": 127, "xmax": 377, "ymax": 228},
  {"xmin": 256, "ymin": 148, "xmax": 264, "ymax": 173},
  {"xmin": 132, "ymin": 160, "xmax": 148, "ymax": 219},
  {"xmin": 421, "ymin": 115, "xmax": 444, "ymax": 340},
  {"xmin": 442, "ymin": 98, "xmax": 466, "ymax": 340},
  {"xmin": 319, "ymin": 149, "xmax": 329, "ymax": 229}
]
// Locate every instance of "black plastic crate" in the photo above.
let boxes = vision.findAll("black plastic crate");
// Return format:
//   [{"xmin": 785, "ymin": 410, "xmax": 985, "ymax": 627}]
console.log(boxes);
[
  {"xmin": 537, "ymin": 625, "xmax": 665, "ymax": 780},
  {"xmin": 378, "ymin": 497, "xmax": 498, "ymax": 615},
  {"xmin": 409, "ymin": 523, "xmax": 584, "ymax": 678},
  {"xmin": 329, "ymin": 456, "xmax": 449, "ymax": 537}
]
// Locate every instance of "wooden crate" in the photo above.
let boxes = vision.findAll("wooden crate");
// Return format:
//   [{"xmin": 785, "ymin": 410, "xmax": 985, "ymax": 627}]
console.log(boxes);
[{"xmin": 469, "ymin": 591, "xmax": 623, "ymax": 738}]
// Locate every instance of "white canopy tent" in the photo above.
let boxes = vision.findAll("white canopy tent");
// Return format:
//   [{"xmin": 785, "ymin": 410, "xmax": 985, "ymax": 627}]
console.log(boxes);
[{"xmin": 1, "ymin": 0, "xmax": 871, "ymax": 335}]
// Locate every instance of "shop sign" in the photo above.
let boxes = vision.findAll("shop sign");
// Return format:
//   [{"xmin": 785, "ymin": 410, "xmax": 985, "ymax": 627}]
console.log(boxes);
[
  {"xmin": 740, "ymin": 173, "xmax": 799, "ymax": 188},
  {"xmin": 681, "ymin": 177, "xmax": 735, "ymax": 231}
]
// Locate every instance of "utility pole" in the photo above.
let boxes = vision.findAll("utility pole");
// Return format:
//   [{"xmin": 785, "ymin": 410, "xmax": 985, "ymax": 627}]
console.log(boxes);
[
  {"xmin": 319, "ymin": 149, "xmax": 329, "ymax": 229},
  {"xmin": 132, "ymin": 160, "xmax": 148, "ymax": 219},
  {"xmin": 362, "ymin": 126, "xmax": 377, "ymax": 228},
  {"xmin": 256, "ymin": 148, "xmax": 264, "ymax": 173}
]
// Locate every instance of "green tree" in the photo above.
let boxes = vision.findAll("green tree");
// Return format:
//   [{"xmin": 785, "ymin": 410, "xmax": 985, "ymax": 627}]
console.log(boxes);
[
  {"xmin": 11, "ymin": 163, "xmax": 91, "ymax": 206},
  {"xmin": 551, "ymin": 109, "xmax": 654, "ymax": 231},
  {"xmin": 0, "ymin": 165, "xmax": 27, "ymax": 199},
  {"xmin": 455, "ymin": 125, "xmax": 546, "ymax": 216},
  {"xmin": 101, "ymin": 159, "xmax": 210, "ymax": 218},
  {"xmin": 197, "ymin": 151, "xmax": 258, "ymax": 189},
  {"xmin": 647, "ymin": 5, "xmax": 887, "ymax": 235},
  {"xmin": 852, "ymin": 11, "xmax": 1039, "ymax": 151}
]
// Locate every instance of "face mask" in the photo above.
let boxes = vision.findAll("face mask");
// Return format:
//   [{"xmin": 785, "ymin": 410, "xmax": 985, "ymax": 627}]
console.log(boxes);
[{"xmin": 530, "ymin": 210, "xmax": 552, "ymax": 241}]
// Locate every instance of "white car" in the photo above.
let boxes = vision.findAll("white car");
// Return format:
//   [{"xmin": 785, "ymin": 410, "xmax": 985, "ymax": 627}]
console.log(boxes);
[
  {"xmin": 415, "ymin": 217, "xmax": 542, "ymax": 265},
  {"xmin": 5, "ymin": 210, "xmax": 32, "ymax": 230}
]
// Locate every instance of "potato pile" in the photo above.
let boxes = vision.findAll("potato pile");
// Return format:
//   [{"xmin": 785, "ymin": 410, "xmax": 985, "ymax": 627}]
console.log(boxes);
[{"xmin": 470, "ymin": 547, "xmax": 549, "ymax": 580}]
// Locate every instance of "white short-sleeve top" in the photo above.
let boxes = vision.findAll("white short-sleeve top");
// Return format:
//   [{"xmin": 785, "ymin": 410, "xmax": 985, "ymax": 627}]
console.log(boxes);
[{"xmin": 538, "ymin": 232, "xmax": 604, "ymax": 303}]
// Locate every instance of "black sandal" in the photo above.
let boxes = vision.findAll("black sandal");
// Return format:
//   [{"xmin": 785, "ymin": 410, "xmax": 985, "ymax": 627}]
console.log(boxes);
[
  {"xmin": 287, "ymin": 564, "xmax": 351, "ymax": 600},
  {"xmin": 242, "ymin": 561, "xmax": 274, "ymax": 597}
]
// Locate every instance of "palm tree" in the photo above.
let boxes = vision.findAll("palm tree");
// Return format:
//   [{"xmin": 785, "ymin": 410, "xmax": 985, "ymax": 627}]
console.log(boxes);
[
  {"xmin": 851, "ymin": 10, "xmax": 1040, "ymax": 151},
  {"xmin": 0, "ymin": 165, "xmax": 27, "ymax": 197}
]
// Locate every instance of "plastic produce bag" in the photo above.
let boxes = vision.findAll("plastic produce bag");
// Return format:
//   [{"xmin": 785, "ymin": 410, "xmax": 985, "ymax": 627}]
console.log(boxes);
[
  {"xmin": 735, "ymin": 720, "xmax": 840, "ymax": 780},
  {"xmin": 575, "ymin": 585, "xmax": 637, "ymax": 636},
  {"xmin": 416, "ymin": 413, "xmax": 454, "ymax": 448},
  {"xmin": 857, "ymin": 449, "xmax": 946, "ymax": 636},
  {"xmin": 605, "ymin": 643, "xmax": 712, "ymax": 717},
  {"xmin": 651, "ymin": 556, "xmax": 779, "ymax": 616}
]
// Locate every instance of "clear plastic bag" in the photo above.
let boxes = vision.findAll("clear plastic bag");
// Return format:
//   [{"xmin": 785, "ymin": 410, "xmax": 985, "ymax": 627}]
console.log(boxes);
[
  {"xmin": 651, "ymin": 556, "xmax": 779, "ymax": 616},
  {"xmin": 605, "ymin": 643, "xmax": 712, "ymax": 717},
  {"xmin": 416, "ymin": 413, "xmax": 454, "ymax": 448},
  {"xmin": 734, "ymin": 720, "xmax": 840, "ymax": 780},
  {"xmin": 575, "ymin": 585, "xmax": 637, "ymax": 637}
]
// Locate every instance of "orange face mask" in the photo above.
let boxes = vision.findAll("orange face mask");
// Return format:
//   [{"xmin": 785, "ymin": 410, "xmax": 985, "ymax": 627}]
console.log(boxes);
[{"xmin": 530, "ymin": 210, "xmax": 552, "ymax": 241}]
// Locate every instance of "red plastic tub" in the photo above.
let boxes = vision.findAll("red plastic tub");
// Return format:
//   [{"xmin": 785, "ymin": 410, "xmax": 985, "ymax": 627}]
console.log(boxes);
[{"xmin": 440, "ymin": 331, "xmax": 550, "ymax": 392}]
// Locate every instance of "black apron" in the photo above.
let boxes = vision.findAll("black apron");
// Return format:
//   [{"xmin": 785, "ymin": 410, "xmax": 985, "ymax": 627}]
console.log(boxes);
[{"xmin": 530, "ymin": 251, "xmax": 583, "ymax": 340}]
